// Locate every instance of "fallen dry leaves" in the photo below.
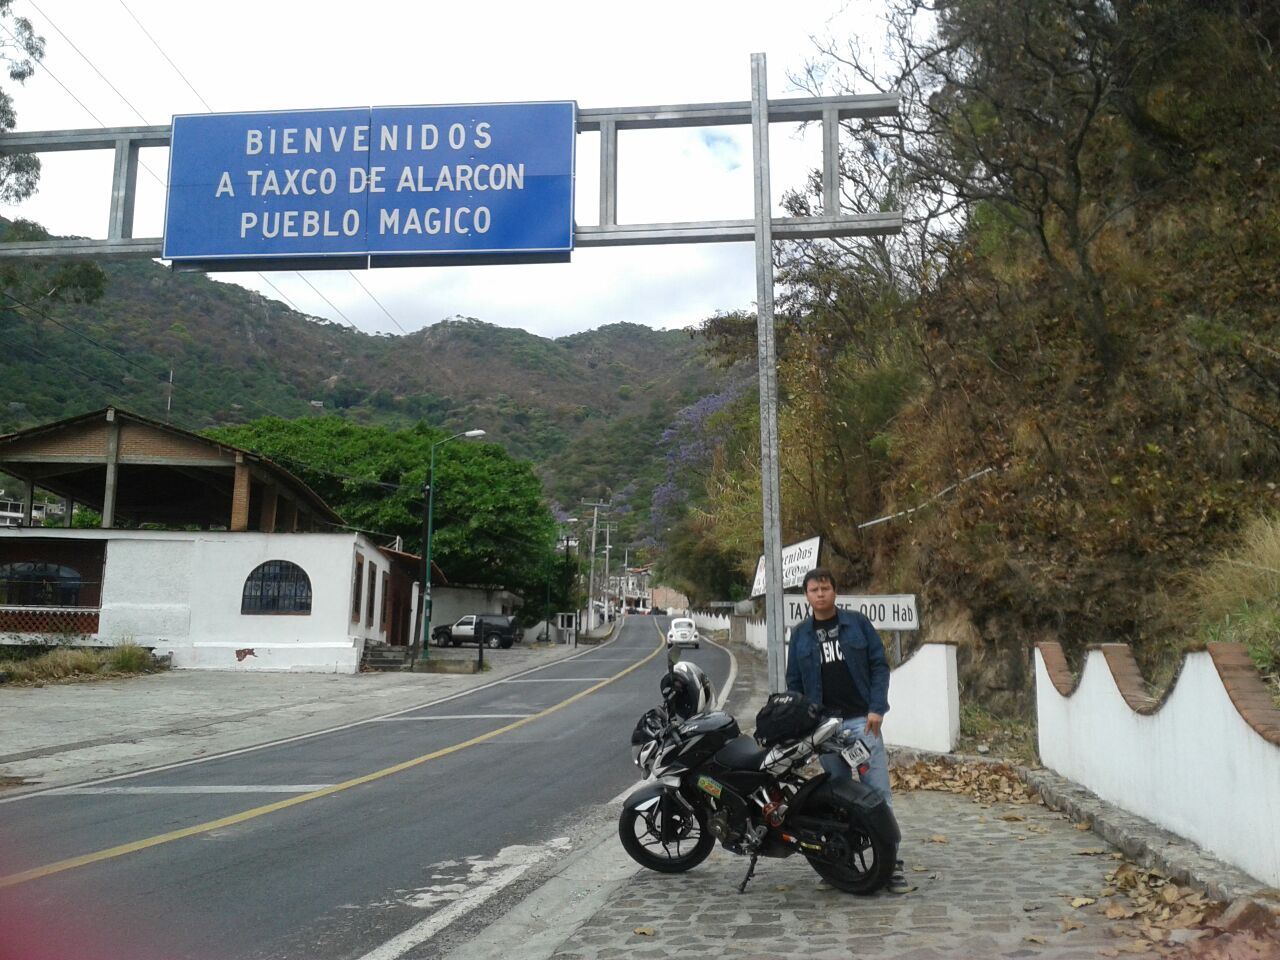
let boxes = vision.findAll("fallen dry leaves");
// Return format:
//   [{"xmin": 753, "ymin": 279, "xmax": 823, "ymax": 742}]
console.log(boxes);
[
  {"xmin": 1076, "ymin": 862, "xmax": 1280, "ymax": 958},
  {"xmin": 889, "ymin": 759, "xmax": 1280, "ymax": 957},
  {"xmin": 890, "ymin": 758, "xmax": 1042, "ymax": 805}
]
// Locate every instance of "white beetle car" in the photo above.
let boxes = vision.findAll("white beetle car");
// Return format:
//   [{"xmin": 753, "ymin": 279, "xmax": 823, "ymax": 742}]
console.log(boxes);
[{"xmin": 665, "ymin": 617, "xmax": 701, "ymax": 649}]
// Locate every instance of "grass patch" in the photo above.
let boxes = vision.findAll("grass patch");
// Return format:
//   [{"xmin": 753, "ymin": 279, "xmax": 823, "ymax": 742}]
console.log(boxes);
[
  {"xmin": 0, "ymin": 643, "xmax": 164, "ymax": 685},
  {"xmin": 957, "ymin": 703, "xmax": 1039, "ymax": 765},
  {"xmin": 1189, "ymin": 513, "xmax": 1280, "ymax": 704}
]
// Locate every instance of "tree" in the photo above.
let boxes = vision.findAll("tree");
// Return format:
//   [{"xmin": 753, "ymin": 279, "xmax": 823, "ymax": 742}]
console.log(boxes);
[
  {"xmin": 205, "ymin": 417, "xmax": 558, "ymax": 602},
  {"xmin": 0, "ymin": 1, "xmax": 42, "ymax": 205},
  {"xmin": 793, "ymin": 0, "xmax": 1232, "ymax": 371},
  {"xmin": 0, "ymin": 13, "xmax": 106, "ymax": 313}
]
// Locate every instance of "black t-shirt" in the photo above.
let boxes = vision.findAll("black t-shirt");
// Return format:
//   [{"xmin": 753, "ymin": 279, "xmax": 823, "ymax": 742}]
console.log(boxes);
[{"xmin": 814, "ymin": 616, "xmax": 868, "ymax": 719}]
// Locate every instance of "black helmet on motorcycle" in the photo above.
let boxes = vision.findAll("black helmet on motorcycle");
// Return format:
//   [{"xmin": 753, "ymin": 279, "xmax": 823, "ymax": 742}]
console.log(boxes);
[{"xmin": 660, "ymin": 661, "xmax": 715, "ymax": 720}]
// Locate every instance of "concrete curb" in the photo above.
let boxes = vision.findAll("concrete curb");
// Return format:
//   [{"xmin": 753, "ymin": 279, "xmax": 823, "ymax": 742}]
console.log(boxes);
[{"xmin": 888, "ymin": 746, "xmax": 1278, "ymax": 912}]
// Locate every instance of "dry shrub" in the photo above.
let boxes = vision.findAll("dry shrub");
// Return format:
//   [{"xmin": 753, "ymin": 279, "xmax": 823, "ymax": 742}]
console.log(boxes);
[
  {"xmin": 103, "ymin": 642, "xmax": 151, "ymax": 673},
  {"xmin": 1193, "ymin": 514, "xmax": 1280, "ymax": 619},
  {"xmin": 3, "ymin": 648, "xmax": 101, "ymax": 681},
  {"xmin": 1191, "ymin": 513, "xmax": 1280, "ymax": 694},
  {"xmin": 0, "ymin": 643, "xmax": 160, "ymax": 684}
]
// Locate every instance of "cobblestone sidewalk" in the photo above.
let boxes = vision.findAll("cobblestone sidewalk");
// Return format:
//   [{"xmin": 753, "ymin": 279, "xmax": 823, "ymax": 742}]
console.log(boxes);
[
  {"xmin": 538, "ymin": 635, "xmax": 1276, "ymax": 960},
  {"xmin": 549, "ymin": 788, "xmax": 1178, "ymax": 960}
]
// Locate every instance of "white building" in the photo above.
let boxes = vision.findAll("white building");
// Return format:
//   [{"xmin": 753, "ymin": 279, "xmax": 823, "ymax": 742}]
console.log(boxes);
[
  {"xmin": 0, "ymin": 527, "xmax": 413, "ymax": 672},
  {"xmin": 0, "ymin": 407, "xmax": 421, "ymax": 672}
]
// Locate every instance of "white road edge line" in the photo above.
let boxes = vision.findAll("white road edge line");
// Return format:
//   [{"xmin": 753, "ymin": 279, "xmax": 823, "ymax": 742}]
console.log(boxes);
[
  {"xmin": 364, "ymin": 623, "xmax": 739, "ymax": 960},
  {"xmin": 43, "ymin": 785, "xmax": 334, "ymax": 795},
  {"xmin": 705, "ymin": 632, "xmax": 738, "ymax": 710},
  {"xmin": 0, "ymin": 629, "xmax": 630, "ymax": 806},
  {"xmin": 354, "ymin": 846, "xmax": 557, "ymax": 960}
]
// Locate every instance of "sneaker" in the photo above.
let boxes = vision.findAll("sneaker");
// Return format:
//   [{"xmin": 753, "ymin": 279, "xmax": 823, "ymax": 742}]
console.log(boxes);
[{"xmin": 886, "ymin": 859, "xmax": 916, "ymax": 894}]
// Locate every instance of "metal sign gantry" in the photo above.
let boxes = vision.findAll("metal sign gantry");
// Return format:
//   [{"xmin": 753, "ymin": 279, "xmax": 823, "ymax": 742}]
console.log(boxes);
[{"xmin": 0, "ymin": 54, "xmax": 901, "ymax": 690}]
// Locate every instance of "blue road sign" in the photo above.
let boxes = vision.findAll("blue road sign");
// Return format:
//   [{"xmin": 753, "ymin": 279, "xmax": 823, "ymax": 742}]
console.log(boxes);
[{"xmin": 162, "ymin": 102, "xmax": 576, "ymax": 268}]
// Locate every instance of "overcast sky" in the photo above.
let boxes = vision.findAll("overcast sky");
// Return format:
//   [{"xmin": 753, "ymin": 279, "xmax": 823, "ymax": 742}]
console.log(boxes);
[{"xmin": 1, "ymin": 0, "xmax": 882, "ymax": 338}]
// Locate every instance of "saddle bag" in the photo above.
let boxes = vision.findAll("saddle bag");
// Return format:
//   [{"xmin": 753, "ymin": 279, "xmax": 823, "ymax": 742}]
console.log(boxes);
[{"xmin": 753, "ymin": 691, "xmax": 826, "ymax": 747}]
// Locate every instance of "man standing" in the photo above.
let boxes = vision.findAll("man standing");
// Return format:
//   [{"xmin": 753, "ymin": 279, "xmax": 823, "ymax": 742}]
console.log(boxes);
[{"xmin": 785, "ymin": 566, "xmax": 913, "ymax": 894}]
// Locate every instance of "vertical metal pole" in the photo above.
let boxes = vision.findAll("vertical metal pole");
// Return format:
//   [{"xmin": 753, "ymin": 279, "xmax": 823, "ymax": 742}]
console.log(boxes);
[
  {"xmin": 108, "ymin": 137, "xmax": 139, "ymax": 240},
  {"xmin": 599, "ymin": 119, "xmax": 618, "ymax": 227},
  {"xmin": 604, "ymin": 524, "xmax": 612, "ymax": 622},
  {"xmin": 20, "ymin": 478, "xmax": 34, "ymax": 527},
  {"xmin": 102, "ymin": 412, "xmax": 120, "ymax": 529},
  {"xmin": 822, "ymin": 106, "xmax": 841, "ymax": 216},
  {"xmin": 751, "ymin": 53, "xmax": 787, "ymax": 693},
  {"xmin": 419, "ymin": 446, "xmax": 438, "ymax": 660}
]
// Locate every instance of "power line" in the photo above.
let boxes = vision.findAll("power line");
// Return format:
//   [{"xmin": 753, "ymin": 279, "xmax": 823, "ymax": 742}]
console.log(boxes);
[
  {"xmin": 28, "ymin": 0, "xmax": 150, "ymax": 125},
  {"xmin": 294, "ymin": 273, "xmax": 361, "ymax": 332},
  {"xmin": 346, "ymin": 271, "xmax": 408, "ymax": 335},
  {"xmin": 0, "ymin": 21, "xmax": 109, "ymax": 130},
  {"xmin": 112, "ymin": 1, "xmax": 310, "ymax": 320},
  {"xmin": 252, "ymin": 273, "xmax": 303, "ymax": 313},
  {"xmin": 0, "ymin": 18, "xmax": 166, "ymax": 191},
  {"xmin": 7, "ymin": 336, "xmax": 153, "ymax": 413},
  {"xmin": 1, "ymin": 289, "xmax": 162, "ymax": 380},
  {"xmin": 108, "ymin": 2, "xmax": 409, "ymax": 336},
  {"xmin": 114, "ymin": 0, "xmax": 213, "ymax": 112}
]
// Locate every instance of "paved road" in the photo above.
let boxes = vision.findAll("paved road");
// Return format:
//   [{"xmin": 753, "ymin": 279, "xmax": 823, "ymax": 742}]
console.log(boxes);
[{"xmin": 0, "ymin": 617, "xmax": 732, "ymax": 960}]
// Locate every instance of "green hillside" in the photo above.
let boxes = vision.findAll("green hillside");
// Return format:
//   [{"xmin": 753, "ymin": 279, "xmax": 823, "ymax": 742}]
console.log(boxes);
[{"xmin": 0, "ymin": 240, "xmax": 720, "ymax": 525}]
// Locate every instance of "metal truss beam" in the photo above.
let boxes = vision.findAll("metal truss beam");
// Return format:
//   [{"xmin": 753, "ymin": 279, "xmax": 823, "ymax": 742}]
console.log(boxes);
[{"xmin": 0, "ymin": 91, "xmax": 900, "ymax": 262}]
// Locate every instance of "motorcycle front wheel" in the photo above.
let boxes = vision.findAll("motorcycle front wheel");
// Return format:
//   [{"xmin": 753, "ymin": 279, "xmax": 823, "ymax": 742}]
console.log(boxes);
[
  {"xmin": 802, "ymin": 803, "xmax": 895, "ymax": 894},
  {"xmin": 618, "ymin": 796, "xmax": 714, "ymax": 873}
]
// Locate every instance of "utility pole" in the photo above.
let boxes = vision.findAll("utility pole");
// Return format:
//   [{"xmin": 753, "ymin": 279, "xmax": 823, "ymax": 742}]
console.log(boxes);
[
  {"xmin": 600, "ymin": 521, "xmax": 618, "ymax": 622},
  {"xmin": 581, "ymin": 500, "xmax": 609, "ymax": 632},
  {"xmin": 604, "ymin": 523, "xmax": 612, "ymax": 620},
  {"xmin": 751, "ymin": 53, "xmax": 787, "ymax": 692}
]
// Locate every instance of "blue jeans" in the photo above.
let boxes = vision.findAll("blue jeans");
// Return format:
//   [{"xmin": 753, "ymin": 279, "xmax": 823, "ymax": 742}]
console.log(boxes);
[{"xmin": 839, "ymin": 716, "xmax": 893, "ymax": 809}]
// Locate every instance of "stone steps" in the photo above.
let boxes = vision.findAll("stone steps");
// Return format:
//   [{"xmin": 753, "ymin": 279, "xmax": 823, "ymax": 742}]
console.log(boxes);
[{"xmin": 361, "ymin": 643, "xmax": 412, "ymax": 671}]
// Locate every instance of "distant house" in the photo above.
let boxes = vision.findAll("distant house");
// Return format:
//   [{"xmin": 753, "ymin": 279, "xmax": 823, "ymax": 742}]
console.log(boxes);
[
  {"xmin": 0, "ymin": 496, "xmax": 61, "ymax": 527},
  {"xmin": 0, "ymin": 407, "xmax": 421, "ymax": 673}
]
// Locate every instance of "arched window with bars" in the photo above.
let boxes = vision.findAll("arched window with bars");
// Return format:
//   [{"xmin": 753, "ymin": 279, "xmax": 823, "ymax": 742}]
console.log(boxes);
[{"xmin": 241, "ymin": 560, "xmax": 312, "ymax": 615}]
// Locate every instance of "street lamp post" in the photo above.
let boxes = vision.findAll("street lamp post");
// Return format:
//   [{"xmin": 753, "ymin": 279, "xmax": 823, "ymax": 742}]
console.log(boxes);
[{"xmin": 417, "ymin": 428, "xmax": 485, "ymax": 662}]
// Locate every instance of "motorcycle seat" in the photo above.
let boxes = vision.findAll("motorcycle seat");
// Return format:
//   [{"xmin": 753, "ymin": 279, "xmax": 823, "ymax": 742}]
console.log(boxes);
[{"xmin": 713, "ymin": 736, "xmax": 770, "ymax": 771}]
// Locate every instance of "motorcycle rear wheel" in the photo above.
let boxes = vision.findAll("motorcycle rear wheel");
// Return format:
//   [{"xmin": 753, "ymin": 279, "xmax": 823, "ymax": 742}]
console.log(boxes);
[
  {"xmin": 618, "ymin": 798, "xmax": 714, "ymax": 873},
  {"xmin": 802, "ymin": 803, "xmax": 895, "ymax": 894}
]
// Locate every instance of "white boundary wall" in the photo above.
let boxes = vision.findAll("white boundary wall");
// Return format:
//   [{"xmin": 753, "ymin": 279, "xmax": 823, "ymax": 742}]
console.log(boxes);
[
  {"xmin": 880, "ymin": 644, "xmax": 960, "ymax": 753},
  {"xmin": 691, "ymin": 611, "xmax": 959, "ymax": 753},
  {"xmin": 1036, "ymin": 647, "xmax": 1280, "ymax": 887}
]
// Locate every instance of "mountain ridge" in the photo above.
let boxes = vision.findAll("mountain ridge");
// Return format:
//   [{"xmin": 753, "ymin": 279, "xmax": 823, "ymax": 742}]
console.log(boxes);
[{"xmin": 0, "ymin": 240, "xmax": 722, "ymax": 514}]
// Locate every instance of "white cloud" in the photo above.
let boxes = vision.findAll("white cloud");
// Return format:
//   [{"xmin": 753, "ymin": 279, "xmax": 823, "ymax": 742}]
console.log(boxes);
[{"xmin": 2, "ymin": 0, "xmax": 882, "ymax": 337}]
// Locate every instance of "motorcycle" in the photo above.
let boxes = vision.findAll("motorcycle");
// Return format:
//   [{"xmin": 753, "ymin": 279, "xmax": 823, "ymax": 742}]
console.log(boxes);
[{"xmin": 618, "ymin": 644, "xmax": 900, "ymax": 894}]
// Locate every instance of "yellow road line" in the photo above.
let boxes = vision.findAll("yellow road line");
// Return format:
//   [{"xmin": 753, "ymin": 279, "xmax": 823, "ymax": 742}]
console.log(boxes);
[{"xmin": 0, "ymin": 636, "xmax": 664, "ymax": 890}]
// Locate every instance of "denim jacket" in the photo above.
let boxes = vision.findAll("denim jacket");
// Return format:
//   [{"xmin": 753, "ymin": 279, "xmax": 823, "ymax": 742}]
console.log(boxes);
[{"xmin": 784, "ymin": 608, "xmax": 890, "ymax": 716}]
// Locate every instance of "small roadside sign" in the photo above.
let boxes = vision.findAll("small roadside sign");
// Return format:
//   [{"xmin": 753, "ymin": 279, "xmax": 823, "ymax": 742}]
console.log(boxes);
[
  {"xmin": 784, "ymin": 594, "xmax": 918, "ymax": 631},
  {"xmin": 750, "ymin": 536, "xmax": 821, "ymax": 597}
]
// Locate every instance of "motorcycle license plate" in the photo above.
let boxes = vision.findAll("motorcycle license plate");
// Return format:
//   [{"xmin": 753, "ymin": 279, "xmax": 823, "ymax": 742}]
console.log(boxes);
[{"xmin": 841, "ymin": 740, "xmax": 871, "ymax": 771}]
